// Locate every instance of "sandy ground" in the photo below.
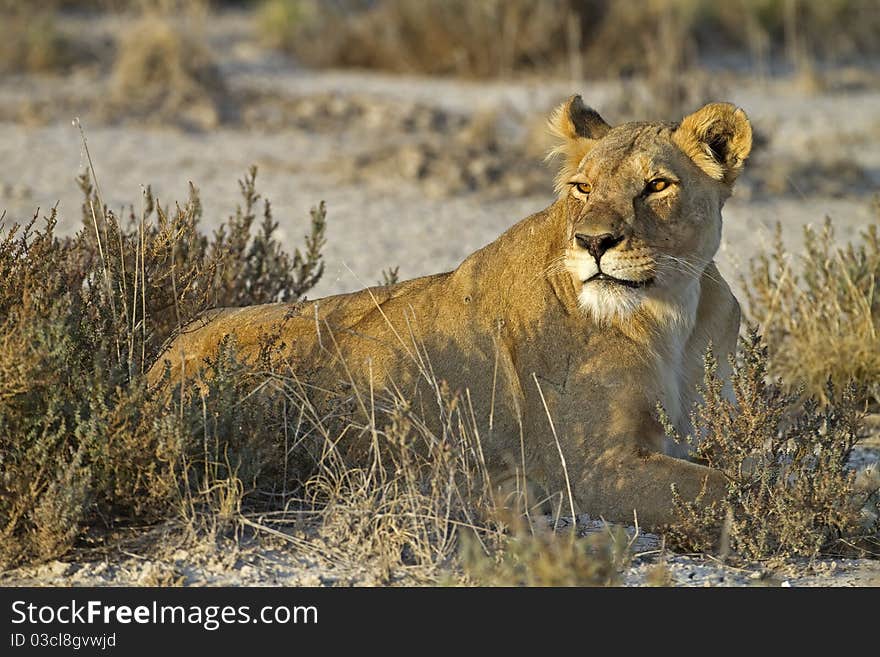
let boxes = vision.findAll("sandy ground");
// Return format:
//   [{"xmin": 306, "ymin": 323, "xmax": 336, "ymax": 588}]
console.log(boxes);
[
  {"xmin": 3, "ymin": 515, "xmax": 879, "ymax": 588},
  {"xmin": 1, "ymin": 11, "xmax": 878, "ymax": 586}
]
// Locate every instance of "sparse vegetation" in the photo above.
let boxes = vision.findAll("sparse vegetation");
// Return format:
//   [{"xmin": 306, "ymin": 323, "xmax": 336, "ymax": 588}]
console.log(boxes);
[
  {"xmin": 0, "ymin": 164, "xmax": 324, "ymax": 568},
  {"xmin": 278, "ymin": 378, "xmax": 507, "ymax": 582},
  {"xmin": 259, "ymin": 0, "xmax": 582, "ymax": 78},
  {"xmin": 258, "ymin": 0, "xmax": 880, "ymax": 79},
  {"xmin": 0, "ymin": 164, "xmax": 542, "ymax": 584},
  {"xmin": 461, "ymin": 520, "xmax": 631, "ymax": 586},
  {"xmin": 0, "ymin": 2, "xmax": 79, "ymax": 75},
  {"xmin": 743, "ymin": 210, "xmax": 880, "ymax": 406},
  {"xmin": 661, "ymin": 328, "xmax": 880, "ymax": 563},
  {"xmin": 109, "ymin": 10, "xmax": 229, "ymax": 127},
  {"xmin": 2, "ymin": 0, "xmax": 880, "ymax": 586}
]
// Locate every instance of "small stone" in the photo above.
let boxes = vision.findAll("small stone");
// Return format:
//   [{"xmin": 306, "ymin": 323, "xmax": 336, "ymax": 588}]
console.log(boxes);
[
  {"xmin": 397, "ymin": 145, "xmax": 428, "ymax": 179},
  {"xmin": 46, "ymin": 561, "xmax": 70, "ymax": 577}
]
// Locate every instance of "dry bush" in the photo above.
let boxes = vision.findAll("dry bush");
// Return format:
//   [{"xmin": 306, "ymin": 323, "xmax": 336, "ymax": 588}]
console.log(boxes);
[
  {"xmin": 742, "ymin": 211, "xmax": 880, "ymax": 405},
  {"xmin": 258, "ymin": 0, "xmax": 714, "ymax": 119},
  {"xmin": 0, "ymin": 163, "xmax": 325, "ymax": 568},
  {"xmin": 461, "ymin": 520, "xmax": 631, "ymax": 586},
  {"xmin": 581, "ymin": 0, "xmax": 698, "ymax": 78},
  {"xmin": 0, "ymin": 158, "xmax": 512, "ymax": 581},
  {"xmin": 259, "ymin": 0, "xmax": 880, "ymax": 80},
  {"xmin": 73, "ymin": 164, "xmax": 322, "ymax": 369},
  {"xmin": 661, "ymin": 328, "xmax": 880, "ymax": 563},
  {"xmin": 691, "ymin": 0, "xmax": 880, "ymax": 67},
  {"xmin": 586, "ymin": 0, "xmax": 880, "ymax": 77},
  {"xmin": 584, "ymin": 2, "xmax": 724, "ymax": 120},
  {"xmin": 109, "ymin": 10, "xmax": 230, "ymax": 128},
  {"xmin": 259, "ymin": 0, "xmax": 586, "ymax": 78},
  {"xmin": 157, "ymin": 336, "xmax": 304, "ymax": 538},
  {"xmin": 0, "ymin": 3, "xmax": 78, "ymax": 75}
]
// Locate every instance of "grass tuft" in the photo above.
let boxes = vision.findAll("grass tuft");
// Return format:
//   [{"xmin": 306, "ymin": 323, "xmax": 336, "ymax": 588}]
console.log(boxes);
[
  {"xmin": 461, "ymin": 519, "xmax": 631, "ymax": 586},
  {"xmin": 109, "ymin": 10, "xmax": 229, "ymax": 128},
  {"xmin": 0, "ymin": 3, "xmax": 76, "ymax": 75},
  {"xmin": 742, "ymin": 210, "xmax": 880, "ymax": 406}
]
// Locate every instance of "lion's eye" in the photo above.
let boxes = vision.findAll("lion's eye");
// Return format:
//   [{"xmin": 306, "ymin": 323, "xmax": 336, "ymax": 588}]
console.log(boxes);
[
  {"xmin": 572, "ymin": 182, "xmax": 592, "ymax": 196},
  {"xmin": 646, "ymin": 178, "xmax": 670, "ymax": 193}
]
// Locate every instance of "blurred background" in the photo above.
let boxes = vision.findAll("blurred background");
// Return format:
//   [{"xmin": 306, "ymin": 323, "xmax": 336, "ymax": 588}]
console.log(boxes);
[{"xmin": 1, "ymin": 0, "xmax": 878, "ymax": 297}]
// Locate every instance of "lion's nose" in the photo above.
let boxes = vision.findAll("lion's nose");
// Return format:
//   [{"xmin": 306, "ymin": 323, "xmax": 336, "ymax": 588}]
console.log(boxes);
[{"xmin": 575, "ymin": 233, "xmax": 623, "ymax": 260}]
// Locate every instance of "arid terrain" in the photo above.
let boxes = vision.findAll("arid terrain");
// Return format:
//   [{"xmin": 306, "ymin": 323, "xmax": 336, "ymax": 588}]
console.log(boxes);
[
  {"xmin": 4, "ymin": 13, "xmax": 879, "ymax": 302},
  {"xmin": 1, "ymin": 5, "xmax": 879, "ymax": 586}
]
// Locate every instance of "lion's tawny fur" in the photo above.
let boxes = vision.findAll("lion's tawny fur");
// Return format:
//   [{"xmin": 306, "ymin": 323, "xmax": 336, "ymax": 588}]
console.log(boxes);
[{"xmin": 149, "ymin": 97, "xmax": 752, "ymax": 529}]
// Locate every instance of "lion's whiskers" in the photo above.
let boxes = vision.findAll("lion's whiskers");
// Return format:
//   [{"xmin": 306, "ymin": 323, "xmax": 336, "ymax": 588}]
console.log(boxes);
[
  {"xmin": 654, "ymin": 254, "xmax": 720, "ymax": 285},
  {"xmin": 537, "ymin": 254, "xmax": 570, "ymax": 280}
]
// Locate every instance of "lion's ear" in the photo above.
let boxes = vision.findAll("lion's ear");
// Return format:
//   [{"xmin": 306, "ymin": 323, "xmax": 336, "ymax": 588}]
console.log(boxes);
[
  {"xmin": 549, "ymin": 95, "xmax": 611, "ymax": 142},
  {"xmin": 673, "ymin": 102, "xmax": 752, "ymax": 186},
  {"xmin": 547, "ymin": 95, "xmax": 610, "ymax": 192}
]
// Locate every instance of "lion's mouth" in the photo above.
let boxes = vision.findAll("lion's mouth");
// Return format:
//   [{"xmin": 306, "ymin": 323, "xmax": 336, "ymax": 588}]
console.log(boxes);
[{"xmin": 585, "ymin": 272, "xmax": 654, "ymax": 289}]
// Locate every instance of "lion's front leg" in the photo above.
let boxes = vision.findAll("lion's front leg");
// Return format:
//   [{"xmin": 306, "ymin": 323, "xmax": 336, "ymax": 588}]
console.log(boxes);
[{"xmin": 570, "ymin": 448, "xmax": 727, "ymax": 530}]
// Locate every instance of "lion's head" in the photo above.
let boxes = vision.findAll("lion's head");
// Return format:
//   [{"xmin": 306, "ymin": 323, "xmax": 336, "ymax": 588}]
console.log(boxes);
[{"xmin": 548, "ymin": 96, "xmax": 752, "ymax": 327}]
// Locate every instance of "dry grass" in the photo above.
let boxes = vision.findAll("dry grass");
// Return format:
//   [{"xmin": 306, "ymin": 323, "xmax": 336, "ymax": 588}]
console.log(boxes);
[
  {"xmin": 236, "ymin": 364, "xmax": 632, "ymax": 584},
  {"xmin": 258, "ymin": 0, "xmax": 880, "ymax": 80},
  {"xmin": 660, "ymin": 328, "xmax": 880, "ymax": 563},
  {"xmin": 259, "ymin": 0, "xmax": 584, "ymax": 78},
  {"xmin": 460, "ymin": 519, "xmax": 631, "ymax": 586},
  {"xmin": 0, "ymin": 141, "xmax": 632, "ymax": 584},
  {"xmin": 742, "ymin": 209, "xmax": 880, "ymax": 406},
  {"xmin": 3, "ymin": 132, "xmax": 879, "ymax": 581},
  {"xmin": 254, "ymin": 375, "xmax": 506, "ymax": 582},
  {"xmin": 0, "ymin": 3, "xmax": 80, "ymax": 75},
  {"xmin": 0, "ymin": 156, "xmax": 323, "ymax": 568},
  {"xmin": 109, "ymin": 8, "xmax": 230, "ymax": 128},
  {"xmin": 8, "ymin": 1, "xmax": 880, "ymax": 84}
]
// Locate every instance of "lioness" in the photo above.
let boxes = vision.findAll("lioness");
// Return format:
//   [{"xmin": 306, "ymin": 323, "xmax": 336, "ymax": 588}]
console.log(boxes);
[{"xmin": 150, "ymin": 96, "xmax": 751, "ymax": 529}]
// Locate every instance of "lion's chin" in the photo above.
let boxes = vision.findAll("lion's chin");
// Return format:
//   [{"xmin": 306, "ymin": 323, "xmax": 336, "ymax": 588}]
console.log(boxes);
[{"xmin": 578, "ymin": 281, "xmax": 646, "ymax": 325}]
